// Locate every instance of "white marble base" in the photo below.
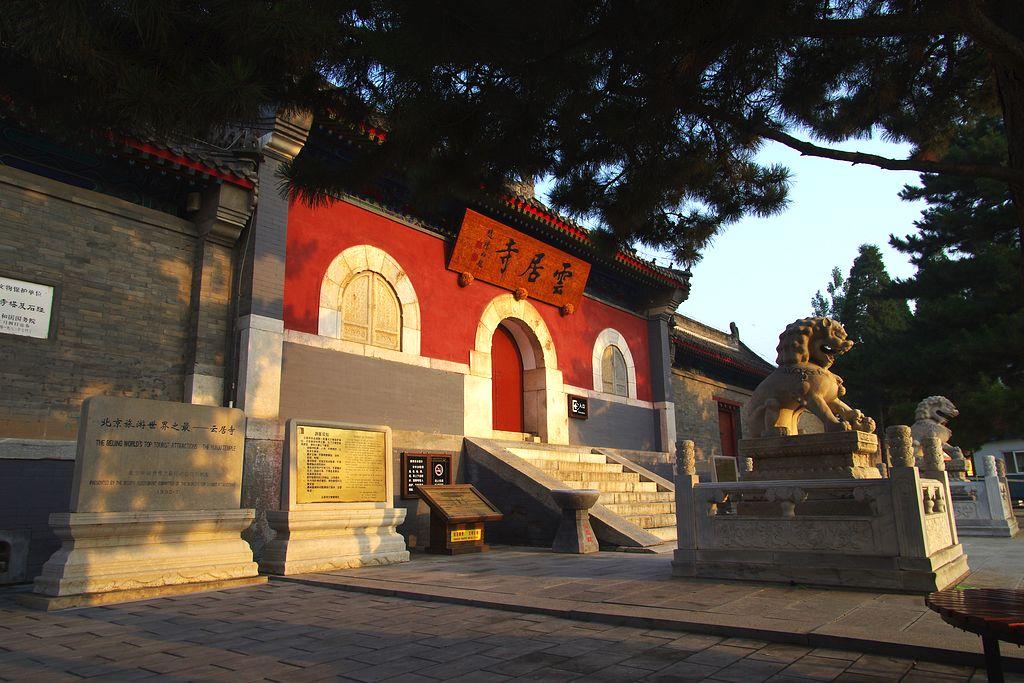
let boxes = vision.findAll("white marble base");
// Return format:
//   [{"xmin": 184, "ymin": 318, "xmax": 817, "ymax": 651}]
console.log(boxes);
[
  {"xmin": 950, "ymin": 473, "xmax": 1020, "ymax": 538},
  {"xmin": 259, "ymin": 508, "xmax": 409, "ymax": 575},
  {"xmin": 672, "ymin": 468, "xmax": 969, "ymax": 593},
  {"xmin": 32, "ymin": 510, "xmax": 259, "ymax": 597}
]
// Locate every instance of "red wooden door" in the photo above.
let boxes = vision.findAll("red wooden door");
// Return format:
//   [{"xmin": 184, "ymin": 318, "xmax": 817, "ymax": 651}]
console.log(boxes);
[
  {"xmin": 491, "ymin": 326, "xmax": 524, "ymax": 432},
  {"xmin": 718, "ymin": 405, "xmax": 738, "ymax": 457}
]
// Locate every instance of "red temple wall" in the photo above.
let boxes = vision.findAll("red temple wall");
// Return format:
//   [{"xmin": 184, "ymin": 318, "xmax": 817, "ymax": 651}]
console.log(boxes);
[{"xmin": 283, "ymin": 199, "xmax": 653, "ymax": 401}]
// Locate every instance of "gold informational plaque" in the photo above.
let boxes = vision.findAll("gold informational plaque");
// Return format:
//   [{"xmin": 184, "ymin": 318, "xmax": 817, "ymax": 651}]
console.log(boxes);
[{"xmin": 294, "ymin": 424, "xmax": 387, "ymax": 504}]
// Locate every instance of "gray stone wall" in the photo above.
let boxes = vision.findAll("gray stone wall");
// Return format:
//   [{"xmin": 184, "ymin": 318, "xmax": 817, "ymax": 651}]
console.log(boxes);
[
  {"xmin": 0, "ymin": 167, "xmax": 203, "ymax": 440},
  {"xmin": 278, "ymin": 343, "xmax": 465, "ymax": 433},
  {"xmin": 0, "ymin": 458, "xmax": 73, "ymax": 581},
  {"xmin": 672, "ymin": 369, "xmax": 753, "ymax": 478},
  {"xmin": 569, "ymin": 399, "xmax": 659, "ymax": 451}
]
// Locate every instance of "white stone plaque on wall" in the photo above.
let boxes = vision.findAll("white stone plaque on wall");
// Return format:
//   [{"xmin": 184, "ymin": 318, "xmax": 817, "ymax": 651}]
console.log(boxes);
[{"xmin": 0, "ymin": 275, "xmax": 54, "ymax": 339}]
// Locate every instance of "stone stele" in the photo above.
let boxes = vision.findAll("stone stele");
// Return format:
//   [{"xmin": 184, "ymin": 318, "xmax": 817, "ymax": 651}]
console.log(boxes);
[
  {"xmin": 24, "ymin": 396, "xmax": 262, "ymax": 610},
  {"xmin": 258, "ymin": 419, "xmax": 409, "ymax": 575}
]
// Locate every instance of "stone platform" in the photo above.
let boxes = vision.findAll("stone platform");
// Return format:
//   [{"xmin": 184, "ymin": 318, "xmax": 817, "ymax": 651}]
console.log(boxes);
[
  {"xmin": 950, "ymin": 455, "xmax": 1020, "ymax": 537},
  {"xmin": 739, "ymin": 430, "xmax": 882, "ymax": 481}
]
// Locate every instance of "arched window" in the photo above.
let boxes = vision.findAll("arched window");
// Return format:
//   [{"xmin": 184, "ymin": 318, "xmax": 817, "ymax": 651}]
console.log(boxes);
[
  {"xmin": 340, "ymin": 271, "xmax": 402, "ymax": 350},
  {"xmin": 602, "ymin": 345, "xmax": 629, "ymax": 397}
]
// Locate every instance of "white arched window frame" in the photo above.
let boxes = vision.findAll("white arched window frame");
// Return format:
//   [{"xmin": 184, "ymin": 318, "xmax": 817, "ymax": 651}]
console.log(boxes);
[
  {"xmin": 592, "ymin": 328, "xmax": 638, "ymax": 399},
  {"xmin": 318, "ymin": 245, "xmax": 421, "ymax": 356}
]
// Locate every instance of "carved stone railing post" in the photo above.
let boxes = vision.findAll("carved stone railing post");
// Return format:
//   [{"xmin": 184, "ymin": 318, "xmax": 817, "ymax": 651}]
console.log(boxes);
[
  {"xmin": 920, "ymin": 437, "xmax": 945, "ymax": 480},
  {"xmin": 672, "ymin": 440, "xmax": 699, "ymax": 577},
  {"xmin": 886, "ymin": 426, "xmax": 915, "ymax": 469}
]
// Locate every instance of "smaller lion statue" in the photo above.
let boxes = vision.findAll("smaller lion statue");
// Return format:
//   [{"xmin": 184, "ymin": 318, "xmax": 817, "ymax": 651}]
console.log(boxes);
[
  {"xmin": 743, "ymin": 317, "xmax": 876, "ymax": 438},
  {"xmin": 911, "ymin": 396, "xmax": 961, "ymax": 460}
]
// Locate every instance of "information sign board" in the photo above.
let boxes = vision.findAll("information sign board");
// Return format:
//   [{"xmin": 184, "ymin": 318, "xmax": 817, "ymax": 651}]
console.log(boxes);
[
  {"xmin": 293, "ymin": 424, "xmax": 387, "ymax": 504},
  {"xmin": 0, "ymin": 275, "xmax": 54, "ymax": 339}
]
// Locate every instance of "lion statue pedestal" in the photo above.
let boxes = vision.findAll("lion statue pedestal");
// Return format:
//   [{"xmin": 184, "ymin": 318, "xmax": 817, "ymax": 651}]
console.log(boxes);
[
  {"xmin": 672, "ymin": 317, "xmax": 968, "ymax": 593},
  {"xmin": 740, "ymin": 431, "xmax": 881, "ymax": 481}
]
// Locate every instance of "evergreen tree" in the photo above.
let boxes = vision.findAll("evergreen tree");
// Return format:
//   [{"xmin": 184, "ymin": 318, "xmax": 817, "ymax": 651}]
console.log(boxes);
[
  {"xmin": 812, "ymin": 245, "xmax": 912, "ymax": 432},
  {"xmin": 1, "ymin": 2, "xmax": 1023, "ymax": 268},
  {"xmin": 887, "ymin": 116, "xmax": 1024, "ymax": 448},
  {"xmin": 811, "ymin": 267, "xmax": 845, "ymax": 319}
]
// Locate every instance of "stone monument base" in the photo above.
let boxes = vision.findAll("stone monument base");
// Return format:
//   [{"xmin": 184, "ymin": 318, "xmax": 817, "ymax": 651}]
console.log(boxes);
[
  {"xmin": 949, "ymin": 461, "xmax": 1020, "ymax": 537},
  {"xmin": 19, "ymin": 575, "xmax": 266, "ymax": 611},
  {"xmin": 740, "ymin": 431, "xmax": 881, "ymax": 481},
  {"xmin": 259, "ymin": 508, "xmax": 409, "ymax": 575},
  {"xmin": 27, "ymin": 509, "xmax": 261, "ymax": 605},
  {"xmin": 673, "ymin": 467, "xmax": 969, "ymax": 592}
]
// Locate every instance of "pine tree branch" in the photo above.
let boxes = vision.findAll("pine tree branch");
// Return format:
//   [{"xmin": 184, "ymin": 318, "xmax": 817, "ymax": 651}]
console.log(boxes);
[
  {"xmin": 781, "ymin": 7, "xmax": 959, "ymax": 40},
  {"xmin": 758, "ymin": 126, "xmax": 1024, "ymax": 184},
  {"xmin": 954, "ymin": 0, "xmax": 1024, "ymax": 69}
]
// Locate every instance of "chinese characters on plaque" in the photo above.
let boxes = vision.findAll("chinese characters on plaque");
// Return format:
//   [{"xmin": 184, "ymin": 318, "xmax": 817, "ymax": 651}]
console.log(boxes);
[
  {"xmin": 448, "ymin": 209, "xmax": 591, "ymax": 309},
  {"xmin": 72, "ymin": 396, "xmax": 245, "ymax": 513},
  {"xmin": 0, "ymin": 276, "xmax": 54, "ymax": 339}
]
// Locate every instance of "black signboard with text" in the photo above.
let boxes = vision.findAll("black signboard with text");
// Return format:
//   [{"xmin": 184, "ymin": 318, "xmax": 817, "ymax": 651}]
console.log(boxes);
[
  {"xmin": 568, "ymin": 395, "xmax": 589, "ymax": 420},
  {"xmin": 401, "ymin": 452, "xmax": 453, "ymax": 499}
]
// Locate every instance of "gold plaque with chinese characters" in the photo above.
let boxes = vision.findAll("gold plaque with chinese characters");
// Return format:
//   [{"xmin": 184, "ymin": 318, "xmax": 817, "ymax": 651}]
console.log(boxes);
[
  {"xmin": 448, "ymin": 209, "xmax": 591, "ymax": 308},
  {"xmin": 294, "ymin": 425, "xmax": 387, "ymax": 504},
  {"xmin": 72, "ymin": 396, "xmax": 245, "ymax": 513}
]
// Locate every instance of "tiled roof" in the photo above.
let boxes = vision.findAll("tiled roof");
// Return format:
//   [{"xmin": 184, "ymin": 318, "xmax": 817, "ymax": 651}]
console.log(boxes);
[{"xmin": 672, "ymin": 314, "xmax": 774, "ymax": 380}]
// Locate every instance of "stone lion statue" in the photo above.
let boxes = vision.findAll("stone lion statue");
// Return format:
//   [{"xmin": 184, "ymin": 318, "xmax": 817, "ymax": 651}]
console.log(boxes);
[
  {"xmin": 743, "ymin": 317, "xmax": 876, "ymax": 438},
  {"xmin": 911, "ymin": 396, "xmax": 961, "ymax": 460}
]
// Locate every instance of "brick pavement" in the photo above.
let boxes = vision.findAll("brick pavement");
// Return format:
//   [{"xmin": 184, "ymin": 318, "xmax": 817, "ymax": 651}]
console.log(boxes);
[
  {"xmin": 280, "ymin": 536, "xmax": 1024, "ymax": 670},
  {"xmin": 0, "ymin": 581, "xmax": 1016, "ymax": 682}
]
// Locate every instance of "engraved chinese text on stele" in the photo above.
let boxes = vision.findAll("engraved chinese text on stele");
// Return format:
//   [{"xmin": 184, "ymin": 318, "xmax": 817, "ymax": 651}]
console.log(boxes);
[
  {"xmin": 72, "ymin": 396, "xmax": 245, "ymax": 513},
  {"xmin": 294, "ymin": 425, "xmax": 387, "ymax": 504}
]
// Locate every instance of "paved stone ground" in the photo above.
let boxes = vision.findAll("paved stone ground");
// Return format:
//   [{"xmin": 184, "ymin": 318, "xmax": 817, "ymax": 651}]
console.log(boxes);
[
  {"xmin": 287, "ymin": 535, "xmax": 1024, "ymax": 667},
  {"xmin": 0, "ymin": 581, "xmax": 1017, "ymax": 682}
]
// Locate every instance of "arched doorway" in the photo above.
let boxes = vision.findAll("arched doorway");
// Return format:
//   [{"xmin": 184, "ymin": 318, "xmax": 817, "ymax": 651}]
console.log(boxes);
[{"xmin": 491, "ymin": 325, "xmax": 524, "ymax": 432}]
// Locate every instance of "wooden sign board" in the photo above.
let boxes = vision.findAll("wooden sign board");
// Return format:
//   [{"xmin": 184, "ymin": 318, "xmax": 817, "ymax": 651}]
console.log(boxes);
[
  {"xmin": 72, "ymin": 396, "xmax": 245, "ymax": 513},
  {"xmin": 283, "ymin": 419, "xmax": 392, "ymax": 509},
  {"xmin": 415, "ymin": 484, "xmax": 503, "ymax": 523},
  {"xmin": 401, "ymin": 452, "xmax": 452, "ymax": 499},
  {"xmin": 416, "ymin": 484, "xmax": 503, "ymax": 555},
  {"xmin": 448, "ymin": 209, "xmax": 591, "ymax": 309}
]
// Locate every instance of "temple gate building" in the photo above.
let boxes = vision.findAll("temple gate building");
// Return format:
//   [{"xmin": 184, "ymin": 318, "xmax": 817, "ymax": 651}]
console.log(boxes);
[{"xmin": 0, "ymin": 107, "xmax": 772, "ymax": 580}]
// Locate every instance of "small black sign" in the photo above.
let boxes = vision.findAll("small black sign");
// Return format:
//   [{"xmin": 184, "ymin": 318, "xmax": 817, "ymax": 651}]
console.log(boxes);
[
  {"xmin": 402, "ymin": 452, "xmax": 453, "ymax": 499},
  {"xmin": 568, "ymin": 395, "xmax": 589, "ymax": 420},
  {"xmin": 431, "ymin": 456, "xmax": 451, "ymax": 485}
]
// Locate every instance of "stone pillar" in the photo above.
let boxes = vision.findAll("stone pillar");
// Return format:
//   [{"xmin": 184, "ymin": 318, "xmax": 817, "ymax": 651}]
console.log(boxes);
[
  {"xmin": 232, "ymin": 108, "xmax": 312, "ymax": 556},
  {"xmin": 550, "ymin": 489, "xmax": 600, "ymax": 554},
  {"xmin": 646, "ymin": 300, "xmax": 683, "ymax": 455},
  {"xmin": 185, "ymin": 182, "xmax": 253, "ymax": 406},
  {"xmin": 671, "ymin": 440, "xmax": 699, "ymax": 577},
  {"xmin": 920, "ymin": 437, "xmax": 946, "ymax": 480}
]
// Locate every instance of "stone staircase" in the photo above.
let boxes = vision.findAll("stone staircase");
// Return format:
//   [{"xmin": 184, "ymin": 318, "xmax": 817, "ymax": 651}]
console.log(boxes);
[{"xmin": 507, "ymin": 446, "xmax": 677, "ymax": 543}]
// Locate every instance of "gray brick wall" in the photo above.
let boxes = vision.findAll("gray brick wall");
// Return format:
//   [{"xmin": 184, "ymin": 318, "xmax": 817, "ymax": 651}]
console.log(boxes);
[
  {"xmin": 672, "ymin": 369, "xmax": 752, "ymax": 478},
  {"xmin": 0, "ymin": 169, "xmax": 203, "ymax": 439},
  {"xmin": 0, "ymin": 459, "xmax": 73, "ymax": 580},
  {"xmin": 569, "ymin": 399, "xmax": 659, "ymax": 451},
  {"xmin": 279, "ymin": 343, "xmax": 465, "ymax": 434}
]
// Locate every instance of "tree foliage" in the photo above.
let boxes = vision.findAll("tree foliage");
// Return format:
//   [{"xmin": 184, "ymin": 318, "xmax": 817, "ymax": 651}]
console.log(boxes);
[
  {"xmin": 1, "ymin": 1, "xmax": 1023, "ymax": 267},
  {"xmin": 810, "ymin": 245, "xmax": 911, "ymax": 432},
  {"xmin": 811, "ymin": 267, "xmax": 846, "ymax": 319},
  {"xmin": 813, "ymin": 116, "xmax": 1022, "ymax": 449}
]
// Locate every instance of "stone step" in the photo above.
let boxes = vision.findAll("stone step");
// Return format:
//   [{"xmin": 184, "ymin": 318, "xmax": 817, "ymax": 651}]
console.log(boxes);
[
  {"xmin": 507, "ymin": 448, "xmax": 607, "ymax": 464},
  {"xmin": 548, "ymin": 470, "xmax": 640, "ymax": 483},
  {"xmin": 646, "ymin": 525, "xmax": 678, "ymax": 542},
  {"xmin": 531, "ymin": 460, "xmax": 625, "ymax": 474},
  {"xmin": 600, "ymin": 491, "xmax": 675, "ymax": 504},
  {"xmin": 602, "ymin": 501, "xmax": 675, "ymax": 516},
  {"xmin": 624, "ymin": 513, "xmax": 677, "ymax": 529},
  {"xmin": 581, "ymin": 480, "xmax": 658, "ymax": 493}
]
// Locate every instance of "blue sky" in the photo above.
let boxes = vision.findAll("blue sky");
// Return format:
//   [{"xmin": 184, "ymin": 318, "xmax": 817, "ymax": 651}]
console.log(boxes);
[{"xmin": 539, "ymin": 137, "xmax": 929, "ymax": 362}]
